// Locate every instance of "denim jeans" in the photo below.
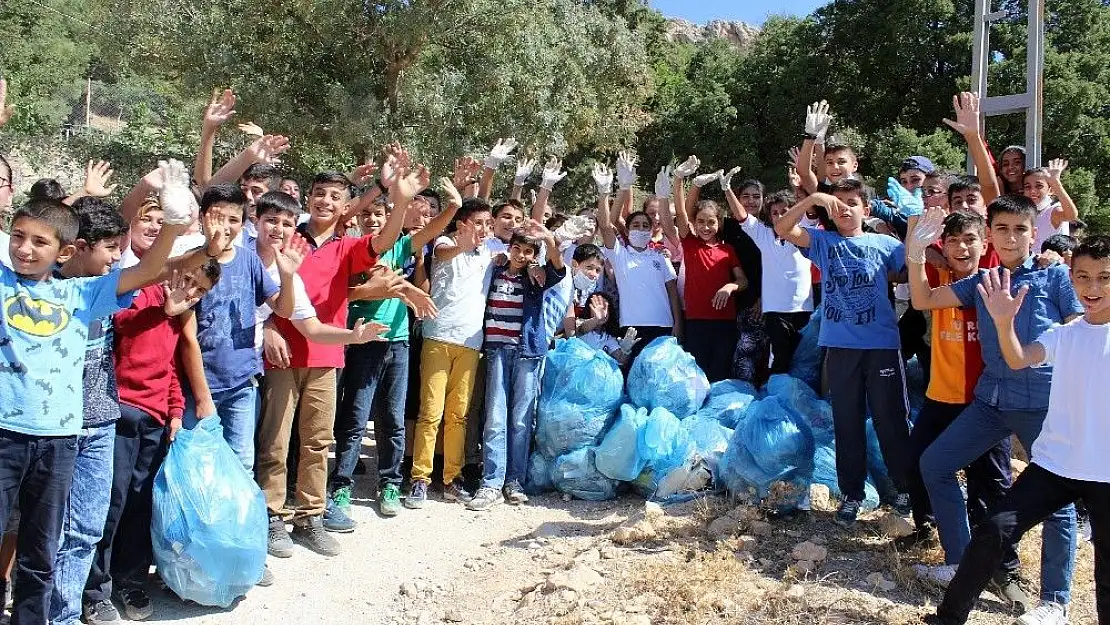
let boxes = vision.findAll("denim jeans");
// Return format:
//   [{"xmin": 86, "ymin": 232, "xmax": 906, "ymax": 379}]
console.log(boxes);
[
  {"xmin": 331, "ymin": 340, "xmax": 409, "ymax": 490},
  {"xmin": 184, "ymin": 379, "xmax": 258, "ymax": 473},
  {"xmin": 481, "ymin": 346, "xmax": 542, "ymax": 490},
  {"xmin": 920, "ymin": 399, "xmax": 1076, "ymax": 603},
  {"xmin": 50, "ymin": 424, "xmax": 115, "ymax": 625},
  {"xmin": 0, "ymin": 429, "xmax": 79, "ymax": 625}
]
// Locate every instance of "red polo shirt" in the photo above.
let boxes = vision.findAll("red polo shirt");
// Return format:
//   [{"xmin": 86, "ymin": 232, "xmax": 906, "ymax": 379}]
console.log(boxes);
[
  {"xmin": 681, "ymin": 235, "xmax": 741, "ymax": 321},
  {"xmin": 268, "ymin": 224, "xmax": 377, "ymax": 369}
]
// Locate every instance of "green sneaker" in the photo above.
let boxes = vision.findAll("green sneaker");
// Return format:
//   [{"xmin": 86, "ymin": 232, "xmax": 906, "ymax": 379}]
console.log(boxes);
[
  {"xmin": 331, "ymin": 485, "xmax": 353, "ymax": 512},
  {"xmin": 379, "ymin": 484, "xmax": 402, "ymax": 517}
]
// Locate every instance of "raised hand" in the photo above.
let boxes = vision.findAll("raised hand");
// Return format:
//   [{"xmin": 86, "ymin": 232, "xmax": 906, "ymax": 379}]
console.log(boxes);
[
  {"xmin": 1046, "ymin": 158, "xmax": 1068, "ymax": 181},
  {"xmin": 349, "ymin": 319, "xmax": 390, "ymax": 344},
  {"xmin": 202, "ymin": 88, "xmax": 237, "ymax": 131},
  {"xmin": 513, "ymin": 157, "xmax": 536, "ymax": 187},
  {"xmin": 439, "ymin": 176, "xmax": 463, "ymax": 208},
  {"xmin": 942, "ymin": 92, "xmax": 982, "ymax": 138},
  {"xmin": 616, "ymin": 151, "xmax": 638, "ymax": 191},
  {"xmin": 977, "ymin": 267, "xmax": 1029, "ymax": 321},
  {"xmin": 786, "ymin": 146, "xmax": 801, "ymax": 169},
  {"xmin": 887, "ymin": 176, "xmax": 924, "ymax": 217},
  {"xmin": 805, "ymin": 100, "xmax": 832, "ymax": 142},
  {"xmin": 618, "ymin": 327, "xmax": 640, "ymax": 354},
  {"xmin": 379, "ymin": 154, "xmax": 401, "ymax": 190},
  {"xmin": 588, "ymin": 294, "xmax": 609, "ymax": 323},
  {"xmin": 83, "ymin": 160, "xmax": 118, "ymax": 198},
  {"xmin": 392, "ymin": 165, "xmax": 429, "ymax": 202},
  {"xmin": 157, "ymin": 159, "xmax": 197, "ymax": 225},
  {"xmin": 654, "ymin": 165, "xmax": 673, "ymax": 198},
  {"xmin": 237, "ymin": 121, "xmax": 264, "ymax": 137},
  {"xmin": 0, "ymin": 78, "xmax": 14, "ymax": 128},
  {"xmin": 163, "ymin": 270, "xmax": 202, "ymax": 317},
  {"xmin": 673, "ymin": 155, "xmax": 700, "ymax": 179},
  {"xmin": 275, "ymin": 233, "xmax": 311, "ymax": 275},
  {"xmin": 907, "ymin": 206, "xmax": 946, "ymax": 264},
  {"xmin": 202, "ymin": 206, "xmax": 231, "ymax": 254},
  {"xmin": 540, "ymin": 157, "xmax": 568, "ymax": 191},
  {"xmin": 456, "ymin": 220, "xmax": 482, "ymax": 251},
  {"xmin": 720, "ymin": 166, "xmax": 742, "ymax": 190},
  {"xmin": 693, "ymin": 170, "xmax": 723, "ymax": 188},
  {"xmin": 348, "ymin": 160, "xmax": 379, "ymax": 186},
  {"xmin": 787, "ymin": 166, "xmax": 802, "ymax": 190},
  {"xmin": 484, "ymin": 137, "xmax": 518, "ymax": 170},
  {"xmin": 246, "ymin": 135, "xmax": 290, "ymax": 165},
  {"xmin": 592, "ymin": 162, "xmax": 613, "ymax": 196},
  {"xmin": 452, "ymin": 156, "xmax": 482, "ymax": 189}
]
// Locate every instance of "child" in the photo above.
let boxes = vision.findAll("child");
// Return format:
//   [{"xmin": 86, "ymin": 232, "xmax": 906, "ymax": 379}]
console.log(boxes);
[
  {"xmin": 774, "ymin": 179, "xmax": 913, "ymax": 528},
  {"xmin": 0, "ymin": 160, "xmax": 190, "ymax": 623},
  {"xmin": 575, "ymin": 292, "xmax": 638, "ymax": 365},
  {"xmin": 996, "ymin": 145, "xmax": 1026, "ymax": 196},
  {"xmin": 725, "ymin": 187, "xmax": 813, "ymax": 374},
  {"xmin": 909, "ymin": 196, "xmax": 1084, "ymax": 621},
  {"xmin": 330, "ymin": 180, "xmax": 459, "ymax": 520},
  {"xmin": 927, "ymin": 235, "xmax": 1110, "ymax": 625},
  {"xmin": 1023, "ymin": 159, "xmax": 1078, "ymax": 253},
  {"xmin": 1041, "ymin": 233, "xmax": 1079, "ymax": 267},
  {"xmin": 562, "ymin": 243, "xmax": 607, "ymax": 336},
  {"xmin": 466, "ymin": 223, "xmax": 566, "ymax": 511},
  {"xmin": 902, "ymin": 210, "xmax": 1016, "ymax": 590}
]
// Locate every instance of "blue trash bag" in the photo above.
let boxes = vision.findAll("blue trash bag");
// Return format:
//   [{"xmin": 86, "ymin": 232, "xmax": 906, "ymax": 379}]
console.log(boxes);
[
  {"xmin": 595, "ymin": 404, "xmax": 650, "ymax": 481},
  {"xmin": 525, "ymin": 452, "xmax": 554, "ymax": 495},
  {"xmin": 812, "ymin": 443, "xmax": 880, "ymax": 511},
  {"xmin": 551, "ymin": 448, "xmax": 619, "ymax": 501},
  {"xmin": 709, "ymin": 379, "xmax": 760, "ymax": 400},
  {"xmin": 152, "ymin": 417, "xmax": 267, "ymax": 608},
  {"xmin": 718, "ymin": 396, "xmax": 814, "ymax": 511},
  {"xmin": 683, "ymin": 414, "xmax": 731, "ymax": 475},
  {"xmin": 697, "ymin": 391, "xmax": 757, "ymax": 430},
  {"xmin": 633, "ymin": 407, "xmax": 710, "ymax": 499},
  {"xmin": 536, "ymin": 338, "xmax": 625, "ymax": 458},
  {"xmin": 765, "ymin": 374, "xmax": 833, "ymax": 445},
  {"xmin": 788, "ymin": 307, "xmax": 823, "ymax": 391},
  {"xmin": 627, "ymin": 337, "xmax": 710, "ymax": 418}
]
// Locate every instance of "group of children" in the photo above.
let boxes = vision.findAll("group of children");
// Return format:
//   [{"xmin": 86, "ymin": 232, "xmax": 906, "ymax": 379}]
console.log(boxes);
[{"xmin": 0, "ymin": 77, "xmax": 1106, "ymax": 625}]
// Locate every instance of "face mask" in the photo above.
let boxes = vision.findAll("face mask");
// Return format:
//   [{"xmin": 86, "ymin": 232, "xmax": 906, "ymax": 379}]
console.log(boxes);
[
  {"xmin": 1035, "ymin": 195, "xmax": 1054, "ymax": 212},
  {"xmin": 572, "ymin": 270, "xmax": 597, "ymax": 293},
  {"xmin": 628, "ymin": 230, "xmax": 652, "ymax": 249}
]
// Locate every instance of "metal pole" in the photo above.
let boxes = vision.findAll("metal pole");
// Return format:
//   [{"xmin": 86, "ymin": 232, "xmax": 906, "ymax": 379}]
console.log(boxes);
[{"xmin": 1026, "ymin": 0, "xmax": 1045, "ymax": 167}]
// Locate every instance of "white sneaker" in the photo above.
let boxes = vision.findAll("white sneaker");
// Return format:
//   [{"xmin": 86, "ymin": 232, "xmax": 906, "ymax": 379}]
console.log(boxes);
[
  {"xmin": 913, "ymin": 563, "xmax": 957, "ymax": 587},
  {"xmin": 1014, "ymin": 601, "xmax": 1068, "ymax": 625}
]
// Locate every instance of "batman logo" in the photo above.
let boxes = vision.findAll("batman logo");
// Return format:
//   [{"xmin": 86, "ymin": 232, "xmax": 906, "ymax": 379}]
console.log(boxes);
[{"xmin": 4, "ymin": 293, "xmax": 70, "ymax": 337}]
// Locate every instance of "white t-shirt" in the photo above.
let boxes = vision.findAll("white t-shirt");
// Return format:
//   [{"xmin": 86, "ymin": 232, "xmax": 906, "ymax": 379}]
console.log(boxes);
[
  {"xmin": 0, "ymin": 231, "xmax": 11, "ymax": 269},
  {"xmin": 740, "ymin": 215, "xmax": 813, "ymax": 314},
  {"xmin": 1031, "ymin": 318, "xmax": 1110, "ymax": 482},
  {"xmin": 1033, "ymin": 201, "xmax": 1069, "ymax": 254},
  {"xmin": 255, "ymin": 262, "xmax": 317, "ymax": 350},
  {"xmin": 422, "ymin": 235, "xmax": 494, "ymax": 350},
  {"xmin": 603, "ymin": 239, "xmax": 676, "ymax": 328}
]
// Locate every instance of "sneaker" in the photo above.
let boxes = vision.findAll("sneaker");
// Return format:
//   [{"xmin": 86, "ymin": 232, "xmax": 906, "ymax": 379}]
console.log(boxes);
[
  {"xmin": 323, "ymin": 497, "xmax": 357, "ymax": 533},
  {"xmin": 895, "ymin": 522, "xmax": 937, "ymax": 550},
  {"xmin": 405, "ymin": 480, "xmax": 428, "ymax": 509},
  {"xmin": 114, "ymin": 587, "xmax": 153, "ymax": 621},
  {"xmin": 893, "ymin": 492, "xmax": 913, "ymax": 516},
  {"xmin": 292, "ymin": 516, "xmax": 342, "ymax": 557},
  {"xmin": 443, "ymin": 479, "xmax": 473, "ymax": 503},
  {"xmin": 990, "ymin": 571, "xmax": 1033, "ymax": 614},
  {"xmin": 331, "ymin": 485, "xmax": 353, "ymax": 512},
  {"xmin": 922, "ymin": 615, "xmax": 960, "ymax": 625},
  {"xmin": 379, "ymin": 484, "xmax": 402, "ymax": 517},
  {"xmin": 268, "ymin": 515, "xmax": 294, "ymax": 558},
  {"xmin": 913, "ymin": 564, "xmax": 957, "ymax": 588},
  {"xmin": 465, "ymin": 487, "xmax": 504, "ymax": 511},
  {"xmin": 503, "ymin": 482, "xmax": 529, "ymax": 505},
  {"xmin": 257, "ymin": 565, "xmax": 275, "ymax": 587},
  {"xmin": 835, "ymin": 499, "xmax": 862, "ymax": 528},
  {"xmin": 83, "ymin": 599, "xmax": 122, "ymax": 624},
  {"xmin": 1014, "ymin": 601, "xmax": 1068, "ymax": 625}
]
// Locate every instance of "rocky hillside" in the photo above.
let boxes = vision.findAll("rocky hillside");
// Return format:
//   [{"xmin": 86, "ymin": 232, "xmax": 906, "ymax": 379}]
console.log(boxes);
[{"xmin": 664, "ymin": 18, "xmax": 760, "ymax": 48}]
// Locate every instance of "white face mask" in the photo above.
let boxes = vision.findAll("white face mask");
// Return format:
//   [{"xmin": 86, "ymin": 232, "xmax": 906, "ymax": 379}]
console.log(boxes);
[
  {"xmin": 1035, "ymin": 195, "xmax": 1054, "ymax": 212},
  {"xmin": 572, "ymin": 270, "xmax": 597, "ymax": 293},
  {"xmin": 627, "ymin": 230, "xmax": 652, "ymax": 249}
]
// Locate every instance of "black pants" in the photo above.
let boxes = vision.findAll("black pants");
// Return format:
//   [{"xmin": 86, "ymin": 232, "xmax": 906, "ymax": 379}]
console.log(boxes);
[
  {"xmin": 684, "ymin": 319, "xmax": 736, "ymax": 383},
  {"xmin": 938, "ymin": 463, "xmax": 1110, "ymax": 624},
  {"xmin": 0, "ymin": 429, "xmax": 78, "ymax": 625},
  {"xmin": 85, "ymin": 405, "xmax": 168, "ymax": 604},
  {"xmin": 620, "ymin": 326, "xmax": 672, "ymax": 370},
  {"xmin": 825, "ymin": 348, "xmax": 911, "ymax": 502},
  {"xmin": 763, "ymin": 311, "xmax": 811, "ymax": 375}
]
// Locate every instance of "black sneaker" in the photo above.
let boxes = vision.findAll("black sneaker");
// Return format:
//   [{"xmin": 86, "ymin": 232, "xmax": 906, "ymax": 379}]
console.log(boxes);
[
  {"xmin": 921, "ymin": 614, "xmax": 961, "ymax": 625},
  {"xmin": 503, "ymin": 481, "xmax": 529, "ymax": 505},
  {"xmin": 83, "ymin": 599, "xmax": 122, "ymax": 624},
  {"xmin": 405, "ymin": 479, "xmax": 428, "ymax": 509},
  {"xmin": 268, "ymin": 515, "xmax": 294, "ymax": 558},
  {"xmin": 114, "ymin": 587, "xmax": 153, "ymax": 621},
  {"xmin": 893, "ymin": 492, "xmax": 913, "ymax": 516},
  {"xmin": 989, "ymin": 571, "xmax": 1033, "ymax": 614},
  {"xmin": 443, "ymin": 479, "xmax": 473, "ymax": 503},
  {"xmin": 292, "ymin": 516, "xmax": 342, "ymax": 557},
  {"xmin": 257, "ymin": 565, "xmax": 275, "ymax": 587},
  {"xmin": 835, "ymin": 499, "xmax": 862, "ymax": 528}
]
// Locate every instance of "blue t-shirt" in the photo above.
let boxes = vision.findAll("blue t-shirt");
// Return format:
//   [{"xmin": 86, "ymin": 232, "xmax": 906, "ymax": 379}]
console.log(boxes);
[
  {"xmin": 802, "ymin": 228, "xmax": 905, "ymax": 349},
  {"xmin": 0, "ymin": 266, "xmax": 126, "ymax": 435},
  {"xmin": 195, "ymin": 248, "xmax": 278, "ymax": 392},
  {"xmin": 950, "ymin": 258, "xmax": 1084, "ymax": 411}
]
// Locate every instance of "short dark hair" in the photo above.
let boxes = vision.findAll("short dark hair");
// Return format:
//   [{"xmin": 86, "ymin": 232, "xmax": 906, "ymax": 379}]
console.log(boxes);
[
  {"xmin": 693, "ymin": 199, "xmax": 725, "ymax": 221},
  {"xmin": 545, "ymin": 213, "xmax": 568, "ymax": 231},
  {"xmin": 256, "ymin": 191, "xmax": 302, "ymax": 219},
  {"xmin": 828, "ymin": 178, "xmax": 873, "ymax": 204},
  {"xmin": 416, "ymin": 188, "xmax": 441, "ymax": 214},
  {"xmin": 941, "ymin": 210, "xmax": 986, "ymax": 240},
  {"xmin": 1073, "ymin": 235, "xmax": 1110, "ymax": 264},
  {"xmin": 493, "ymin": 199, "xmax": 525, "ymax": 218},
  {"xmin": 760, "ymin": 190, "xmax": 795, "ymax": 228},
  {"xmin": 310, "ymin": 171, "xmax": 353, "ymax": 198},
  {"xmin": 29, "ymin": 178, "xmax": 66, "ymax": 201},
  {"xmin": 200, "ymin": 183, "xmax": 249, "ymax": 218},
  {"xmin": 241, "ymin": 163, "xmax": 281, "ymax": 192},
  {"xmin": 626, "ymin": 210, "xmax": 652, "ymax": 228},
  {"xmin": 12, "ymin": 199, "xmax": 80, "ymax": 245},
  {"xmin": 947, "ymin": 176, "xmax": 983, "ymax": 205},
  {"xmin": 1041, "ymin": 233, "xmax": 1079, "ymax": 255},
  {"xmin": 737, "ymin": 180, "xmax": 764, "ymax": 196},
  {"xmin": 72, "ymin": 198, "xmax": 128, "ymax": 244},
  {"xmin": 509, "ymin": 231, "xmax": 541, "ymax": 255},
  {"xmin": 986, "ymin": 194, "xmax": 1037, "ymax": 226},
  {"xmin": 824, "ymin": 143, "xmax": 857, "ymax": 160},
  {"xmin": 1071, "ymin": 219, "xmax": 1088, "ymax": 233},
  {"xmin": 572, "ymin": 243, "xmax": 604, "ymax": 264},
  {"xmin": 456, "ymin": 197, "xmax": 492, "ymax": 224}
]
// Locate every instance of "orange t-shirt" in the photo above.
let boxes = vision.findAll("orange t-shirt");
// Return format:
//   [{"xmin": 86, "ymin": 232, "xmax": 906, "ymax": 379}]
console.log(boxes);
[{"xmin": 925, "ymin": 266, "xmax": 984, "ymax": 404}]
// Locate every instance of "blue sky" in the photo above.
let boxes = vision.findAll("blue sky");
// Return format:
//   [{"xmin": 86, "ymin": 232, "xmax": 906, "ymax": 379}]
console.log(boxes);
[{"xmin": 649, "ymin": 0, "xmax": 824, "ymax": 25}]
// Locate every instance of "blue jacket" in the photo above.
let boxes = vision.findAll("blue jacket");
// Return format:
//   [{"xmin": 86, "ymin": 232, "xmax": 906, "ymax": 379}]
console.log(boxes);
[{"xmin": 487, "ymin": 261, "xmax": 567, "ymax": 358}]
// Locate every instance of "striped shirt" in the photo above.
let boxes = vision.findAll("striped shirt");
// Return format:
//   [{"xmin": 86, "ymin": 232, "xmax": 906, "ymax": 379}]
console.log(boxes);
[{"xmin": 485, "ymin": 272, "xmax": 525, "ymax": 346}]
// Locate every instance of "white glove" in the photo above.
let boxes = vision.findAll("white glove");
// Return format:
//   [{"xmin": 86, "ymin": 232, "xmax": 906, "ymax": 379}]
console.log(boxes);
[
  {"xmin": 719, "ymin": 166, "xmax": 742, "ymax": 190},
  {"xmin": 484, "ymin": 137, "xmax": 518, "ymax": 170},
  {"xmin": 673, "ymin": 155, "xmax": 700, "ymax": 179},
  {"xmin": 907, "ymin": 207, "xmax": 946, "ymax": 265},
  {"xmin": 693, "ymin": 170, "xmax": 723, "ymax": 188},
  {"xmin": 592, "ymin": 163, "xmax": 613, "ymax": 196},
  {"xmin": 654, "ymin": 166, "xmax": 673, "ymax": 198},
  {"xmin": 157, "ymin": 159, "xmax": 197, "ymax": 225},
  {"xmin": 513, "ymin": 158, "xmax": 536, "ymax": 187},
  {"xmin": 805, "ymin": 100, "xmax": 832, "ymax": 144},
  {"xmin": 616, "ymin": 151, "xmax": 638, "ymax": 191},
  {"xmin": 540, "ymin": 157, "xmax": 568, "ymax": 190},
  {"xmin": 618, "ymin": 327, "xmax": 640, "ymax": 354}
]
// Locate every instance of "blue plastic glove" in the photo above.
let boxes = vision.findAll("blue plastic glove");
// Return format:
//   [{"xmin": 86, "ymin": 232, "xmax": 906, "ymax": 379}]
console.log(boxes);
[{"xmin": 886, "ymin": 177, "xmax": 924, "ymax": 217}]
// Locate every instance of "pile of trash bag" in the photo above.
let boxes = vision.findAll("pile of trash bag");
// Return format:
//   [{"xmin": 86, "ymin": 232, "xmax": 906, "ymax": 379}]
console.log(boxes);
[
  {"xmin": 152, "ymin": 417, "xmax": 267, "ymax": 608},
  {"xmin": 766, "ymin": 374, "xmax": 834, "ymax": 445},
  {"xmin": 694, "ymin": 380, "xmax": 759, "ymax": 429},
  {"xmin": 627, "ymin": 337, "xmax": 710, "ymax": 418},
  {"xmin": 551, "ymin": 448, "xmax": 619, "ymax": 501},
  {"xmin": 718, "ymin": 395, "xmax": 815, "ymax": 512},
  {"xmin": 595, "ymin": 405, "xmax": 651, "ymax": 482},
  {"xmin": 536, "ymin": 338, "xmax": 624, "ymax": 459}
]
